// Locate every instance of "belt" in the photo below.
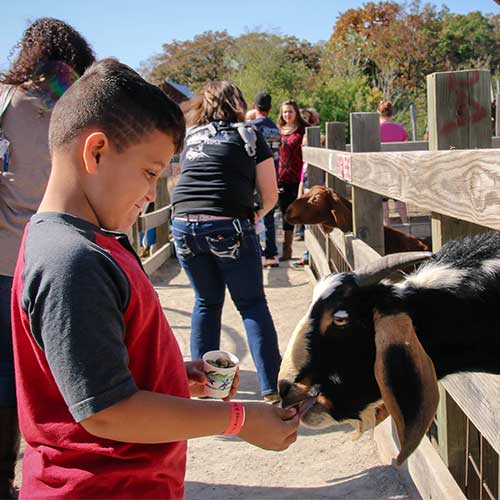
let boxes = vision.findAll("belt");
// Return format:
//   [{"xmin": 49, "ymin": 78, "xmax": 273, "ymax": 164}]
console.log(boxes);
[{"xmin": 173, "ymin": 214, "xmax": 234, "ymax": 222}]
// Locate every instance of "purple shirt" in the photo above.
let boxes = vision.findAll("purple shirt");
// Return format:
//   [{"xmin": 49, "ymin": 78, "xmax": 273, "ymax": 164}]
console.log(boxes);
[{"xmin": 380, "ymin": 121, "xmax": 408, "ymax": 143}]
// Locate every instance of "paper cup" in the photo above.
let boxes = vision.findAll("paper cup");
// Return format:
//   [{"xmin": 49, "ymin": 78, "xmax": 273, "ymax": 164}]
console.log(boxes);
[{"xmin": 202, "ymin": 350, "xmax": 239, "ymax": 398}]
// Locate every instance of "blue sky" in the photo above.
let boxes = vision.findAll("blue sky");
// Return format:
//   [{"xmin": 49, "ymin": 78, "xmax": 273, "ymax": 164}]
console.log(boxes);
[{"xmin": 2, "ymin": 0, "xmax": 499, "ymax": 72}]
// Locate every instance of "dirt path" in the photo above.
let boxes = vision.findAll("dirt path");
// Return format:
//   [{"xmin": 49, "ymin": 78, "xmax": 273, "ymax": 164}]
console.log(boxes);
[{"xmin": 152, "ymin": 250, "xmax": 419, "ymax": 500}]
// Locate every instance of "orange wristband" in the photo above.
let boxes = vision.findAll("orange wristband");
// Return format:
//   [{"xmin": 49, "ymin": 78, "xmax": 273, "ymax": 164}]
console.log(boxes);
[{"xmin": 223, "ymin": 402, "xmax": 245, "ymax": 435}]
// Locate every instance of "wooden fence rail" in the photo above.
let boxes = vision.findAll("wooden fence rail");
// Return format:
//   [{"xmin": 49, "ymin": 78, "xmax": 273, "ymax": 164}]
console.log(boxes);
[
  {"xmin": 303, "ymin": 69, "xmax": 500, "ymax": 500},
  {"xmin": 131, "ymin": 159, "xmax": 179, "ymax": 275}
]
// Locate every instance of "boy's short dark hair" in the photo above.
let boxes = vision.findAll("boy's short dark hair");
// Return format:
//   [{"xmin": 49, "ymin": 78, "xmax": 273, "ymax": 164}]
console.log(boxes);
[{"xmin": 49, "ymin": 58, "xmax": 186, "ymax": 154}]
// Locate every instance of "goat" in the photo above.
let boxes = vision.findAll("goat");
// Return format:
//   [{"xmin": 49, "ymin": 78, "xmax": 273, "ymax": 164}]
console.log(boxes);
[
  {"xmin": 278, "ymin": 231, "xmax": 500, "ymax": 464},
  {"xmin": 285, "ymin": 185, "xmax": 429, "ymax": 254}
]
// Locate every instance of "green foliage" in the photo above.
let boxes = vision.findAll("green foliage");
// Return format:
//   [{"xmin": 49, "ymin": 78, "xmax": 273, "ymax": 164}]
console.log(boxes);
[
  {"xmin": 140, "ymin": 31, "xmax": 234, "ymax": 91},
  {"xmin": 139, "ymin": 3, "xmax": 498, "ymax": 136},
  {"xmin": 438, "ymin": 11, "xmax": 499, "ymax": 70}
]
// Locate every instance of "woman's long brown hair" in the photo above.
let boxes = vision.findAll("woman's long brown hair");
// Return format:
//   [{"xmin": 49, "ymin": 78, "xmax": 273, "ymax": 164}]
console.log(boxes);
[{"xmin": 182, "ymin": 81, "xmax": 247, "ymax": 127}]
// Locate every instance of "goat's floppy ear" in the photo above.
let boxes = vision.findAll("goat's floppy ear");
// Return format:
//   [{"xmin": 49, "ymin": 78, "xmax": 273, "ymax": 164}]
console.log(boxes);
[
  {"xmin": 373, "ymin": 311, "xmax": 439, "ymax": 465},
  {"xmin": 318, "ymin": 188, "xmax": 339, "ymax": 233},
  {"xmin": 320, "ymin": 210, "xmax": 337, "ymax": 233}
]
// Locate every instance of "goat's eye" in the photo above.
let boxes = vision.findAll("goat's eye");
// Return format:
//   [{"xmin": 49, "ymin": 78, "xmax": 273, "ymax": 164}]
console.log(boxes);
[{"xmin": 333, "ymin": 310, "xmax": 349, "ymax": 326}]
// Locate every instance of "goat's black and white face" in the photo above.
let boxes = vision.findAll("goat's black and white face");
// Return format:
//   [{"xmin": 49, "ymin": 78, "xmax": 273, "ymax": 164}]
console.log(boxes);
[
  {"xmin": 279, "ymin": 252, "xmax": 439, "ymax": 464},
  {"xmin": 279, "ymin": 273, "xmax": 383, "ymax": 429}
]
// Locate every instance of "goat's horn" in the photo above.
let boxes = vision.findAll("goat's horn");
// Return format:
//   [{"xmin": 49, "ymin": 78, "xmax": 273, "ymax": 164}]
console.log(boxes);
[{"xmin": 356, "ymin": 252, "xmax": 433, "ymax": 287}]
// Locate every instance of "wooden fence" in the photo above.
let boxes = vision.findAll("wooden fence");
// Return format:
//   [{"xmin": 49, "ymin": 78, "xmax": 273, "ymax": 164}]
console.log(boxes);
[
  {"xmin": 302, "ymin": 69, "xmax": 500, "ymax": 500},
  {"xmin": 130, "ymin": 158, "xmax": 180, "ymax": 275}
]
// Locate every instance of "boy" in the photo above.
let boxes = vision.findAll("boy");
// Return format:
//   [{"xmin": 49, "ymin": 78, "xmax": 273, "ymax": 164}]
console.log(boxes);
[{"xmin": 11, "ymin": 59, "xmax": 298, "ymax": 500}]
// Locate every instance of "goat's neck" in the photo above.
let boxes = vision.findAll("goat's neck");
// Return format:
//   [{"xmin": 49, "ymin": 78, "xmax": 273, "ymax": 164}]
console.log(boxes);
[{"xmin": 403, "ymin": 287, "xmax": 500, "ymax": 379}]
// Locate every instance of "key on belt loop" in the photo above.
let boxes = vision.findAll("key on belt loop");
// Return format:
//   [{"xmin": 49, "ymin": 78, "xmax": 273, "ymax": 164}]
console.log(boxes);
[{"xmin": 232, "ymin": 218, "xmax": 243, "ymax": 236}]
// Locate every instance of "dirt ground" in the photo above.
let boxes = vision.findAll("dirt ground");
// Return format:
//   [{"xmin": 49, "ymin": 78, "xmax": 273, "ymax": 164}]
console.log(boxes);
[
  {"xmin": 152, "ymin": 244, "xmax": 418, "ymax": 500},
  {"xmin": 14, "ymin": 240, "xmax": 418, "ymax": 500}
]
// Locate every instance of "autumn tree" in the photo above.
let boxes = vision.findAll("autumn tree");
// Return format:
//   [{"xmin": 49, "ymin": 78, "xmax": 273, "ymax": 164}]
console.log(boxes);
[{"xmin": 140, "ymin": 31, "xmax": 234, "ymax": 91}]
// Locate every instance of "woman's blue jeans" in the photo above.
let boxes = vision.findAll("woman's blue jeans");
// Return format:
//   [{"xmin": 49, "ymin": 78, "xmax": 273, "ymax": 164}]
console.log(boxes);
[
  {"xmin": 0, "ymin": 275, "xmax": 16, "ymax": 407},
  {"xmin": 172, "ymin": 218, "xmax": 281, "ymax": 395}
]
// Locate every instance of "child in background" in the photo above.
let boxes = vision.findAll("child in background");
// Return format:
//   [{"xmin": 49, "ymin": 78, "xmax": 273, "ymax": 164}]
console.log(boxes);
[
  {"xmin": 378, "ymin": 100, "xmax": 409, "ymax": 225},
  {"xmin": 11, "ymin": 59, "xmax": 299, "ymax": 500}
]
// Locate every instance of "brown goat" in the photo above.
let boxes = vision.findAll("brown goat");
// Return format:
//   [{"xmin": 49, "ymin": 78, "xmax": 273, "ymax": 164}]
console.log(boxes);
[{"xmin": 285, "ymin": 185, "xmax": 429, "ymax": 254}]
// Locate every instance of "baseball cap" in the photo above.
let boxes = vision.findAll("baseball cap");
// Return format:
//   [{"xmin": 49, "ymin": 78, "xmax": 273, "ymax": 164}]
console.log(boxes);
[{"xmin": 254, "ymin": 92, "xmax": 272, "ymax": 112}]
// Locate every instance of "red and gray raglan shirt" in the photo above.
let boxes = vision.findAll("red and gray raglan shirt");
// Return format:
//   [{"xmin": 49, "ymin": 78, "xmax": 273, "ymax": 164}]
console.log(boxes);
[{"xmin": 11, "ymin": 212, "xmax": 190, "ymax": 500}]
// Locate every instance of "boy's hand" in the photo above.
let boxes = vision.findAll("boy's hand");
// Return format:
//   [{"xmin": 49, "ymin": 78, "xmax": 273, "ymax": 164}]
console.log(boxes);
[
  {"xmin": 185, "ymin": 360, "xmax": 208, "ymax": 398},
  {"xmin": 239, "ymin": 403, "xmax": 299, "ymax": 451},
  {"xmin": 185, "ymin": 360, "xmax": 239, "ymax": 400}
]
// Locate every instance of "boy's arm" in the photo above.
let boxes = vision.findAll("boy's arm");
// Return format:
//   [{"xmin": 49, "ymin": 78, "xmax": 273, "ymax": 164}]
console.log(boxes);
[{"xmin": 81, "ymin": 391, "xmax": 299, "ymax": 451}]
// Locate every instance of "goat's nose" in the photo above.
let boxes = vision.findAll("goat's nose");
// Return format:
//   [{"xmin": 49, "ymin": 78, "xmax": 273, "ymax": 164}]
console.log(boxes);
[{"xmin": 278, "ymin": 379, "xmax": 292, "ymax": 399}]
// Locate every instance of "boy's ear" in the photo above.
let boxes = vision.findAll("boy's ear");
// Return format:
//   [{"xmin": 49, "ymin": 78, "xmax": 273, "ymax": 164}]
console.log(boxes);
[{"xmin": 82, "ymin": 132, "xmax": 110, "ymax": 174}]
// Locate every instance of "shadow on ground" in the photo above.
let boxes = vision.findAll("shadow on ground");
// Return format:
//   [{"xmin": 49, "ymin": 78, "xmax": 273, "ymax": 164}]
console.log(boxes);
[{"xmin": 185, "ymin": 464, "xmax": 411, "ymax": 500}]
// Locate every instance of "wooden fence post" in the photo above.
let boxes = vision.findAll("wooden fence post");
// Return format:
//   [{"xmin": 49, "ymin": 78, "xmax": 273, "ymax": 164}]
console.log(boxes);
[
  {"xmin": 306, "ymin": 126, "xmax": 323, "ymax": 187},
  {"xmin": 350, "ymin": 113, "xmax": 384, "ymax": 256},
  {"xmin": 410, "ymin": 103, "xmax": 417, "ymax": 141},
  {"xmin": 325, "ymin": 122, "xmax": 348, "ymax": 198},
  {"xmin": 496, "ymin": 81, "xmax": 499, "ymax": 137},
  {"xmin": 427, "ymin": 69, "xmax": 492, "ymax": 487},
  {"xmin": 152, "ymin": 177, "xmax": 170, "ymax": 252}
]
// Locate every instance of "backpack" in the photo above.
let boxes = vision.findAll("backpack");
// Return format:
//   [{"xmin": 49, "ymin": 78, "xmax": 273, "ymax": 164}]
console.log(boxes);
[
  {"xmin": 185, "ymin": 121, "xmax": 258, "ymax": 159},
  {"xmin": 0, "ymin": 85, "xmax": 16, "ymax": 172},
  {"xmin": 250, "ymin": 118, "xmax": 280, "ymax": 165}
]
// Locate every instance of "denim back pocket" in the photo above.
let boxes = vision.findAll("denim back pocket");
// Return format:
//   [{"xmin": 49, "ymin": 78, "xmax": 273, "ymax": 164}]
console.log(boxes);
[
  {"xmin": 173, "ymin": 234, "xmax": 194, "ymax": 260},
  {"xmin": 206, "ymin": 233, "xmax": 241, "ymax": 261}
]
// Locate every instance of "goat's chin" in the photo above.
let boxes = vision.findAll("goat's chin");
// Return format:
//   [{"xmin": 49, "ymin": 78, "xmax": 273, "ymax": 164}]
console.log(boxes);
[{"xmin": 301, "ymin": 405, "xmax": 337, "ymax": 428}]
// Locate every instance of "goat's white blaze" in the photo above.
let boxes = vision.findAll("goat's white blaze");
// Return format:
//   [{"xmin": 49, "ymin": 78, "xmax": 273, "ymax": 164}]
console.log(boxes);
[
  {"xmin": 398, "ymin": 263, "xmax": 467, "ymax": 290},
  {"xmin": 278, "ymin": 314, "xmax": 313, "ymax": 384},
  {"xmin": 481, "ymin": 258, "xmax": 500, "ymax": 276},
  {"xmin": 280, "ymin": 274, "xmax": 344, "ymax": 384},
  {"xmin": 313, "ymin": 273, "xmax": 344, "ymax": 302}
]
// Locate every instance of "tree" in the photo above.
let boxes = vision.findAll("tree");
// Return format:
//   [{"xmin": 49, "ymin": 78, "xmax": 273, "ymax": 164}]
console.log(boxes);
[
  {"xmin": 438, "ymin": 11, "xmax": 500, "ymax": 72},
  {"xmin": 140, "ymin": 31, "xmax": 234, "ymax": 91}
]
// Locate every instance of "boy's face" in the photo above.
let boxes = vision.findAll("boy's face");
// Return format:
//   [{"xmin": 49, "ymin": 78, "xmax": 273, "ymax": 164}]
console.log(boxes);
[{"xmin": 87, "ymin": 130, "xmax": 175, "ymax": 231}]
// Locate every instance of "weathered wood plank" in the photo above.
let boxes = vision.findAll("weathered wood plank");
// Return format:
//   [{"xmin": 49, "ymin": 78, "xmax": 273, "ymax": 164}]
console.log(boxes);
[
  {"xmin": 328, "ymin": 228, "xmax": 381, "ymax": 271},
  {"xmin": 138, "ymin": 204, "xmax": 171, "ymax": 232},
  {"xmin": 347, "ymin": 139, "xmax": 499, "ymax": 151},
  {"xmin": 441, "ymin": 373, "xmax": 500, "ymax": 456},
  {"xmin": 304, "ymin": 228, "xmax": 330, "ymax": 278},
  {"xmin": 325, "ymin": 122, "xmax": 348, "ymax": 198},
  {"xmin": 302, "ymin": 147, "xmax": 500, "ymax": 231},
  {"xmin": 142, "ymin": 242, "xmax": 173, "ymax": 276},
  {"xmin": 350, "ymin": 113, "xmax": 385, "ymax": 255},
  {"xmin": 380, "ymin": 141, "xmax": 429, "ymax": 151},
  {"xmin": 306, "ymin": 127, "xmax": 324, "ymax": 187},
  {"xmin": 154, "ymin": 177, "xmax": 170, "ymax": 250},
  {"xmin": 375, "ymin": 419, "xmax": 467, "ymax": 500}
]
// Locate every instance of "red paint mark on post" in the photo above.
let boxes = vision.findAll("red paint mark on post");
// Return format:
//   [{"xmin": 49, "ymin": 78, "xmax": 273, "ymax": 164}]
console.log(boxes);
[
  {"xmin": 336, "ymin": 154, "xmax": 352, "ymax": 182},
  {"xmin": 439, "ymin": 72, "xmax": 488, "ymax": 137}
]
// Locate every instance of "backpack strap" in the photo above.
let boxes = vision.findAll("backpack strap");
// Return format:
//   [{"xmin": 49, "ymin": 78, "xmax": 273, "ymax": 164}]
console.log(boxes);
[
  {"xmin": 186, "ymin": 122, "xmax": 258, "ymax": 159},
  {"xmin": 233, "ymin": 123, "xmax": 257, "ymax": 159},
  {"xmin": 0, "ymin": 85, "xmax": 16, "ymax": 125}
]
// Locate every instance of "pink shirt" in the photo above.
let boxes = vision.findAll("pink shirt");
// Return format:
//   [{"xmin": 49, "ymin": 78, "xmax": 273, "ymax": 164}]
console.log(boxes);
[{"xmin": 380, "ymin": 121, "xmax": 408, "ymax": 143}]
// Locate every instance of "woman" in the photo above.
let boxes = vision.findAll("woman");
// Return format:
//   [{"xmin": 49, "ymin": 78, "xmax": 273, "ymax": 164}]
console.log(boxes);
[
  {"xmin": 378, "ymin": 100, "xmax": 409, "ymax": 142},
  {"xmin": 171, "ymin": 81, "xmax": 281, "ymax": 401},
  {"xmin": 378, "ymin": 100, "xmax": 409, "ymax": 224},
  {"xmin": 0, "ymin": 18, "xmax": 94, "ymax": 498},
  {"xmin": 277, "ymin": 101, "xmax": 308, "ymax": 261}
]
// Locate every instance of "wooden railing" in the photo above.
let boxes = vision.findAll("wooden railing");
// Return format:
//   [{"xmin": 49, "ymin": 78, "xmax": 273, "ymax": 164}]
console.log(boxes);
[
  {"xmin": 130, "ymin": 158, "xmax": 180, "ymax": 275},
  {"xmin": 303, "ymin": 69, "xmax": 500, "ymax": 500}
]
